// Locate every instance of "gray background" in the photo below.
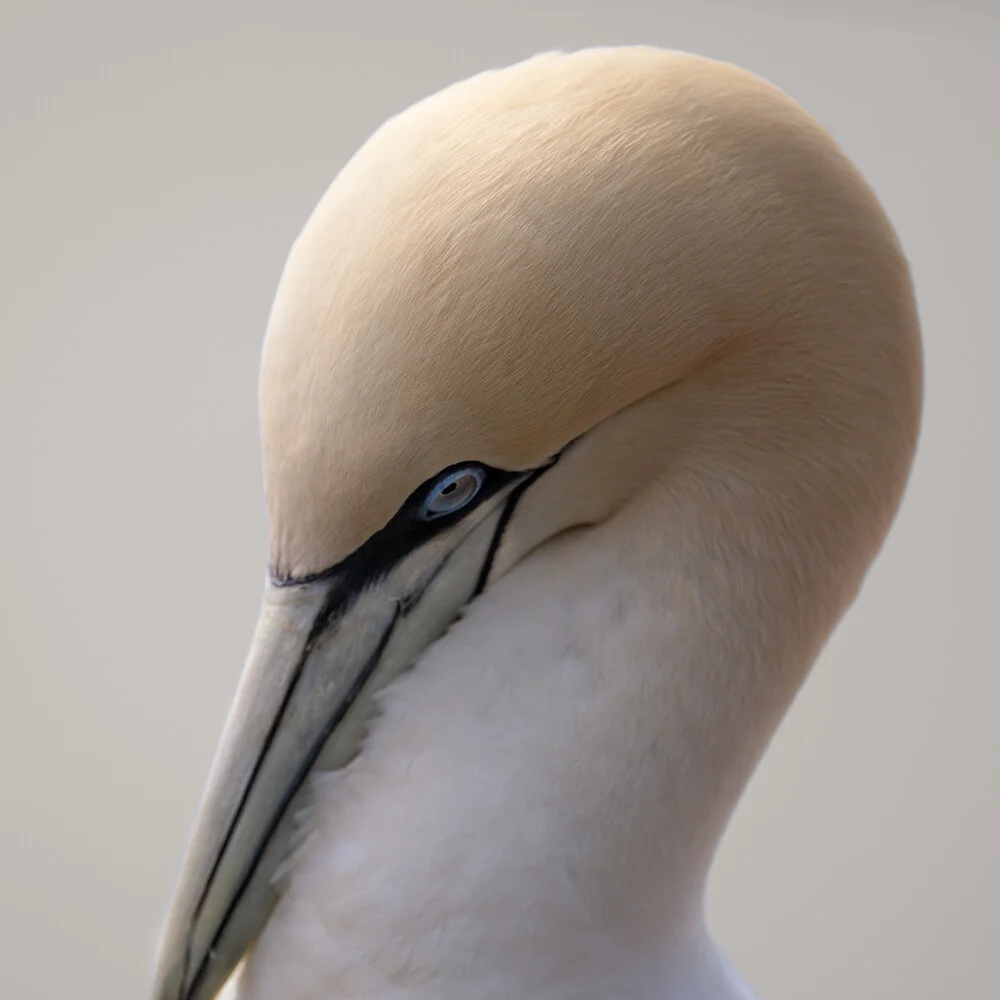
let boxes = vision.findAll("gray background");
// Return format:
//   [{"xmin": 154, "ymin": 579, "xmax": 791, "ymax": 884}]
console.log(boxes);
[{"xmin": 2, "ymin": 2, "xmax": 997, "ymax": 998}]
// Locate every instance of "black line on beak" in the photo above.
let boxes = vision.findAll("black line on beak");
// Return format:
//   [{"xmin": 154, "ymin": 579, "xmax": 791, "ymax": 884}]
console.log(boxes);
[
  {"xmin": 472, "ymin": 455, "xmax": 563, "ymax": 598},
  {"xmin": 179, "ymin": 574, "xmax": 342, "ymax": 998},
  {"xmin": 185, "ymin": 601, "xmax": 402, "ymax": 1000}
]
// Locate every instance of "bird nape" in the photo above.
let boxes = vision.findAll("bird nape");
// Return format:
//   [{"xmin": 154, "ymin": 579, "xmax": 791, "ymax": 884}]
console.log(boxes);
[{"xmin": 153, "ymin": 46, "xmax": 922, "ymax": 1000}]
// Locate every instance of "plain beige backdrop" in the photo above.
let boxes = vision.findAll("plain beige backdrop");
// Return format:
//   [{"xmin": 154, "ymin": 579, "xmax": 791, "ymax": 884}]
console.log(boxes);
[{"xmin": 2, "ymin": 2, "xmax": 997, "ymax": 998}]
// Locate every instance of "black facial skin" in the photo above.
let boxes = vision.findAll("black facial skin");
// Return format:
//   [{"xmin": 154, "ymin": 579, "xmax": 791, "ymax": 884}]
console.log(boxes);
[{"xmin": 270, "ymin": 457, "xmax": 555, "ymax": 595}]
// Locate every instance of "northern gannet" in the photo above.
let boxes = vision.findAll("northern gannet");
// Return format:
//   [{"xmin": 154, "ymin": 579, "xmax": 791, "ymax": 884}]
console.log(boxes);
[{"xmin": 152, "ymin": 46, "xmax": 922, "ymax": 1000}]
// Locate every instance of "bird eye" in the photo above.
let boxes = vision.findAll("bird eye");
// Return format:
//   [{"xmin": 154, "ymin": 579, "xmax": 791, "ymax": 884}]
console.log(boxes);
[{"xmin": 418, "ymin": 467, "xmax": 485, "ymax": 520}]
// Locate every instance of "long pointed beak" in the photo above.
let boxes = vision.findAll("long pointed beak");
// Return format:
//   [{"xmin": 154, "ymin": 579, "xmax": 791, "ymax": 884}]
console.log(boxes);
[{"xmin": 152, "ymin": 490, "xmax": 518, "ymax": 1000}]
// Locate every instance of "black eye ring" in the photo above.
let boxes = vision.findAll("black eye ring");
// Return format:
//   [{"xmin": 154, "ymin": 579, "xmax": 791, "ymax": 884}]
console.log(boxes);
[{"xmin": 417, "ymin": 466, "xmax": 485, "ymax": 520}]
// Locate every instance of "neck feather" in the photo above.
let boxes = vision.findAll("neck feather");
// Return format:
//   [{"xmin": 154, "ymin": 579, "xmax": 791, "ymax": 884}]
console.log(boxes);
[
  {"xmin": 237, "ymin": 321, "xmax": 919, "ymax": 1000},
  {"xmin": 234, "ymin": 482, "xmax": 825, "ymax": 1000}
]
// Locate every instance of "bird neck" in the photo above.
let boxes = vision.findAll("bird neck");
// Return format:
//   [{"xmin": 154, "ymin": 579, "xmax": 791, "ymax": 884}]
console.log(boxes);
[
  {"xmin": 235, "ymin": 472, "xmax": 829, "ymax": 1000},
  {"xmin": 236, "ymin": 319, "xmax": 923, "ymax": 1000}
]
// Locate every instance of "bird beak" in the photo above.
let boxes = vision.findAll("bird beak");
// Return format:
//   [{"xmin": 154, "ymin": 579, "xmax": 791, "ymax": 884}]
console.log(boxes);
[{"xmin": 151, "ymin": 482, "xmax": 524, "ymax": 1000}]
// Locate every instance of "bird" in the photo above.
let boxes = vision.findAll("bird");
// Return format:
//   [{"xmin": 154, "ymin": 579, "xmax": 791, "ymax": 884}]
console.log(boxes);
[{"xmin": 151, "ymin": 46, "xmax": 922, "ymax": 1000}]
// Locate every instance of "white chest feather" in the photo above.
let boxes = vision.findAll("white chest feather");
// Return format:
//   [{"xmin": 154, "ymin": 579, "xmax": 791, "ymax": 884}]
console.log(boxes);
[{"xmin": 232, "ymin": 530, "xmax": 762, "ymax": 1000}]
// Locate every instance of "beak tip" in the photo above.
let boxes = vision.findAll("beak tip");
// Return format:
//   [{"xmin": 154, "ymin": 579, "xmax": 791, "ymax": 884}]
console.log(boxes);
[{"xmin": 150, "ymin": 908, "xmax": 194, "ymax": 1000}]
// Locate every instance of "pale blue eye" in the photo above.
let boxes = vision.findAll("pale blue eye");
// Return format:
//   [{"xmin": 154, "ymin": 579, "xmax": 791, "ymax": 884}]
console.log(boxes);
[{"xmin": 419, "ymin": 467, "xmax": 485, "ymax": 520}]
